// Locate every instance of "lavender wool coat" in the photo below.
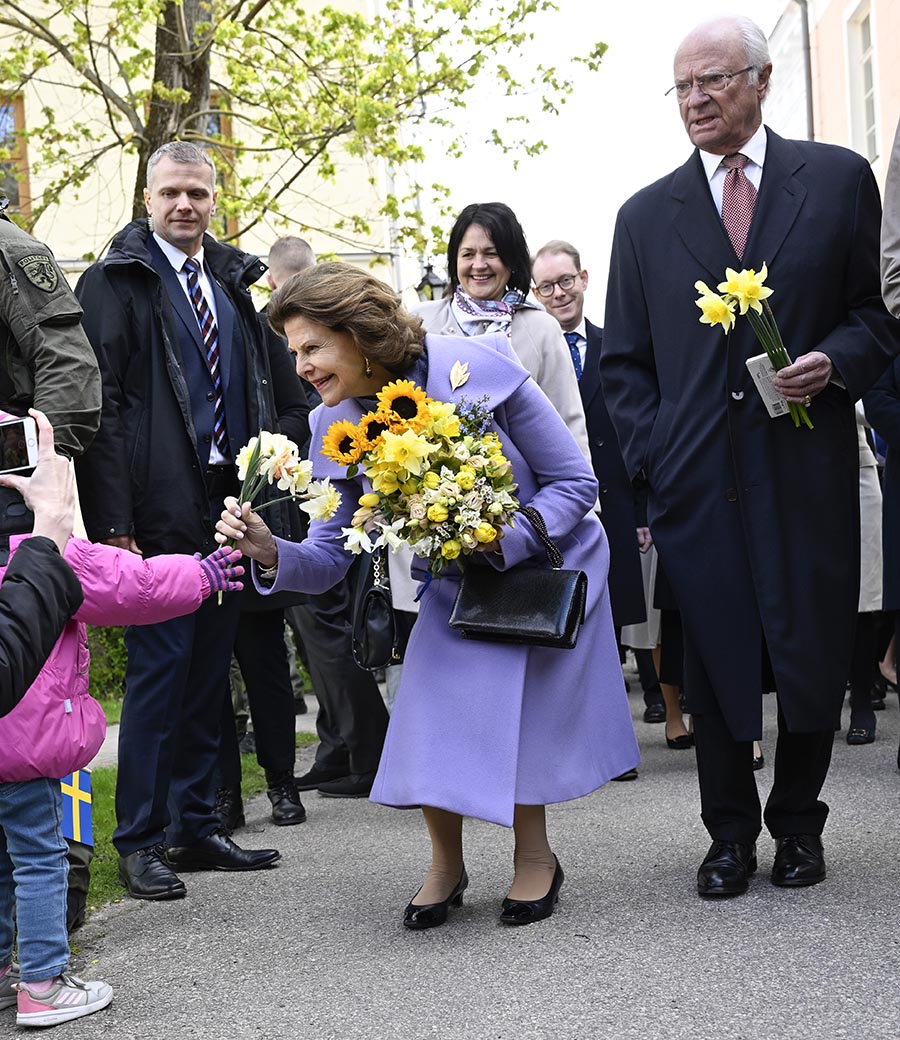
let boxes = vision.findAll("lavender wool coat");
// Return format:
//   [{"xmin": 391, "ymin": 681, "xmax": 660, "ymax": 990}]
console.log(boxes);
[{"xmin": 260, "ymin": 333, "xmax": 639, "ymax": 826}]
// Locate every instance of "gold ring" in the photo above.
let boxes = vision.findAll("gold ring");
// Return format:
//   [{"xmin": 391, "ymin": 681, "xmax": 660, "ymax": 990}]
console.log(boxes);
[{"xmin": 804, "ymin": 394, "xmax": 812, "ymax": 407}]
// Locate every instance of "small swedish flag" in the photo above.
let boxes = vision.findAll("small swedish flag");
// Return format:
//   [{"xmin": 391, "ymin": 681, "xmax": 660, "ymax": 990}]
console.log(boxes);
[{"xmin": 60, "ymin": 769, "xmax": 94, "ymax": 847}]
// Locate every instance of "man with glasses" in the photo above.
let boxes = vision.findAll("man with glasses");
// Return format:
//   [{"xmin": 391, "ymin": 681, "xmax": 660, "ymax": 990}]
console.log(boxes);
[
  {"xmin": 601, "ymin": 16, "xmax": 899, "ymax": 898},
  {"xmin": 532, "ymin": 242, "xmax": 657, "ymax": 735}
]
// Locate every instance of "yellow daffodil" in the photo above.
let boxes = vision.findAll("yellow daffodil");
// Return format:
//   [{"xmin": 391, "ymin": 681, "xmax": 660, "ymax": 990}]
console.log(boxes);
[
  {"xmin": 322, "ymin": 420, "xmax": 364, "ymax": 465},
  {"xmin": 369, "ymin": 466, "xmax": 401, "ymax": 494},
  {"xmin": 694, "ymin": 281, "xmax": 737, "ymax": 332},
  {"xmin": 716, "ymin": 264, "xmax": 774, "ymax": 315},
  {"xmin": 378, "ymin": 428, "xmax": 438, "ymax": 478}
]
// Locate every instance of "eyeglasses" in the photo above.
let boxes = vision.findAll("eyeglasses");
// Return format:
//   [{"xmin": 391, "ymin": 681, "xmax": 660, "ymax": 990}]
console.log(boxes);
[
  {"xmin": 665, "ymin": 66, "xmax": 755, "ymax": 100},
  {"xmin": 533, "ymin": 273, "xmax": 579, "ymax": 298}
]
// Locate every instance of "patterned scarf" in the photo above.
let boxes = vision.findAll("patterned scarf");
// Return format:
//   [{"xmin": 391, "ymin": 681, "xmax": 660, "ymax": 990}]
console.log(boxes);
[{"xmin": 451, "ymin": 286, "xmax": 539, "ymax": 338}]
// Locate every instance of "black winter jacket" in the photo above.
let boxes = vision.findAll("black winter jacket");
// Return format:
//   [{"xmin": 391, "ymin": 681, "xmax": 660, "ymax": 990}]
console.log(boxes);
[{"xmin": 74, "ymin": 221, "xmax": 308, "ymax": 557}]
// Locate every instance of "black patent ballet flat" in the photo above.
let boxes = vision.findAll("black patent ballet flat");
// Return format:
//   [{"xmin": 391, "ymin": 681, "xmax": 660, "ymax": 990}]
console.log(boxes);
[
  {"xmin": 666, "ymin": 733, "xmax": 694, "ymax": 750},
  {"xmin": 499, "ymin": 856, "xmax": 564, "ymax": 926},
  {"xmin": 403, "ymin": 868, "xmax": 468, "ymax": 930}
]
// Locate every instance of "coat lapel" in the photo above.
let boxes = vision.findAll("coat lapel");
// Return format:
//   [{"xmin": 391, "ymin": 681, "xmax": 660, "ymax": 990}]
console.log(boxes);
[
  {"xmin": 210, "ymin": 275, "xmax": 235, "ymax": 392},
  {"xmin": 670, "ymin": 151, "xmax": 736, "ymax": 282},
  {"xmin": 741, "ymin": 129, "xmax": 807, "ymax": 272},
  {"xmin": 146, "ymin": 237, "xmax": 205, "ymax": 354}
]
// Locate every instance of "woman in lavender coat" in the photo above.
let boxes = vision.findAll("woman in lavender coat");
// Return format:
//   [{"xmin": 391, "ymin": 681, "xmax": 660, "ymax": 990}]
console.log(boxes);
[{"xmin": 216, "ymin": 263, "xmax": 639, "ymax": 929}]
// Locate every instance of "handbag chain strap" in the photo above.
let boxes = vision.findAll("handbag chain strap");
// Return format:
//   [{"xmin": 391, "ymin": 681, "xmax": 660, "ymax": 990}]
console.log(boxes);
[
  {"xmin": 372, "ymin": 546, "xmax": 389, "ymax": 589},
  {"xmin": 519, "ymin": 505, "xmax": 564, "ymax": 569}
]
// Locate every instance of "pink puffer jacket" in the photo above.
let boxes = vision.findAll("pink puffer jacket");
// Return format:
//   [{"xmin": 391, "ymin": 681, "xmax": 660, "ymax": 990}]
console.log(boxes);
[{"xmin": 0, "ymin": 535, "xmax": 208, "ymax": 782}]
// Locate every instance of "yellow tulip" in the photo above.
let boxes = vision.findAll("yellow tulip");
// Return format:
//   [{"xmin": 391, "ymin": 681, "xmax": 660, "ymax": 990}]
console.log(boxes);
[
  {"xmin": 358, "ymin": 492, "xmax": 380, "ymax": 508},
  {"xmin": 474, "ymin": 521, "xmax": 497, "ymax": 543},
  {"xmin": 456, "ymin": 466, "xmax": 476, "ymax": 491},
  {"xmin": 427, "ymin": 502, "xmax": 449, "ymax": 523},
  {"xmin": 422, "ymin": 471, "xmax": 441, "ymax": 490},
  {"xmin": 441, "ymin": 539, "xmax": 461, "ymax": 560}
]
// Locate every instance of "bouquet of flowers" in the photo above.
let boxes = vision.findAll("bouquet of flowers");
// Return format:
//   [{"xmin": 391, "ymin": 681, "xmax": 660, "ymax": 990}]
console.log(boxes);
[
  {"xmin": 694, "ymin": 264, "xmax": 813, "ymax": 429},
  {"xmin": 321, "ymin": 378, "xmax": 519, "ymax": 575}
]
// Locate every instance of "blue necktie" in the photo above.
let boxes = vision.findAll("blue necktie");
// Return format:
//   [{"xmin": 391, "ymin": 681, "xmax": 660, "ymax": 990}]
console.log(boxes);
[{"xmin": 564, "ymin": 331, "xmax": 582, "ymax": 381}]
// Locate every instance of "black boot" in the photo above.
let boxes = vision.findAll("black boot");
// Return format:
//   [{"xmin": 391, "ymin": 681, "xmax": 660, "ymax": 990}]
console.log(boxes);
[
  {"xmin": 214, "ymin": 785, "xmax": 245, "ymax": 834},
  {"xmin": 266, "ymin": 770, "xmax": 307, "ymax": 826}
]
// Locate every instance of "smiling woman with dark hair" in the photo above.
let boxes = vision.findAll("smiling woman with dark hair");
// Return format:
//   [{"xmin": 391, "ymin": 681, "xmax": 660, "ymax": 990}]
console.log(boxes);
[{"xmin": 414, "ymin": 202, "xmax": 591, "ymax": 462}]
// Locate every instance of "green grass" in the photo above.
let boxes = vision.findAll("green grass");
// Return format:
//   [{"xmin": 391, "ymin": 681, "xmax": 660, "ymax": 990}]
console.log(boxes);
[{"xmin": 87, "ymin": 732, "xmax": 319, "ymax": 912}]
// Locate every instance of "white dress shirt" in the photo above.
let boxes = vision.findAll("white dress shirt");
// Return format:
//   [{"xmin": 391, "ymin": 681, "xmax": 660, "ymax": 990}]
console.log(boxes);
[{"xmin": 699, "ymin": 123, "xmax": 767, "ymax": 216}]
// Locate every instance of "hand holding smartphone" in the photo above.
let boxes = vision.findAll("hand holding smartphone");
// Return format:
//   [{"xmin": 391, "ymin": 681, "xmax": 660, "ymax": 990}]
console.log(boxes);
[{"xmin": 0, "ymin": 415, "xmax": 38, "ymax": 474}]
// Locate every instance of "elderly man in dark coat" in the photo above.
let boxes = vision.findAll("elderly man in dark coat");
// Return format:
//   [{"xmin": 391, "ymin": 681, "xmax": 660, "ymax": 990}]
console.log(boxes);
[{"xmin": 601, "ymin": 16, "xmax": 900, "ymax": 897}]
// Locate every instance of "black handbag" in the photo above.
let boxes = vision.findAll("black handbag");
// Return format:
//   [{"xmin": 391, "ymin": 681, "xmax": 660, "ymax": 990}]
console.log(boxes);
[
  {"xmin": 350, "ymin": 547, "xmax": 408, "ymax": 671},
  {"xmin": 448, "ymin": 505, "xmax": 588, "ymax": 649}
]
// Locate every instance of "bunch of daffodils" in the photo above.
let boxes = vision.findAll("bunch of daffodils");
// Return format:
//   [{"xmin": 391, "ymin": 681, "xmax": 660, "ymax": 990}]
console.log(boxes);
[
  {"xmin": 322, "ymin": 380, "xmax": 519, "ymax": 575},
  {"xmin": 694, "ymin": 264, "xmax": 812, "ymax": 430},
  {"xmin": 235, "ymin": 430, "xmax": 341, "ymax": 521}
]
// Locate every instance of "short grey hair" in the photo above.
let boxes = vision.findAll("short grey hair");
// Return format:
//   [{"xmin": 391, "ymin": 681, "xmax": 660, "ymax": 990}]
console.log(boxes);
[
  {"xmin": 533, "ymin": 239, "xmax": 582, "ymax": 272},
  {"xmin": 734, "ymin": 16, "xmax": 772, "ymax": 93},
  {"xmin": 146, "ymin": 141, "xmax": 216, "ymax": 189},
  {"xmin": 267, "ymin": 236, "xmax": 316, "ymax": 285}
]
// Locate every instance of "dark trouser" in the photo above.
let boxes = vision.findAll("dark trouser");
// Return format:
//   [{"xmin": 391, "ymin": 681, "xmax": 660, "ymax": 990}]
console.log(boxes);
[
  {"xmin": 633, "ymin": 648, "xmax": 663, "ymax": 707},
  {"xmin": 114, "ymin": 590, "xmax": 242, "ymax": 855},
  {"xmin": 286, "ymin": 560, "xmax": 388, "ymax": 775},
  {"xmin": 687, "ymin": 637, "xmax": 833, "ymax": 845},
  {"xmin": 849, "ymin": 611, "xmax": 878, "ymax": 724},
  {"xmin": 217, "ymin": 609, "xmax": 297, "ymax": 788}
]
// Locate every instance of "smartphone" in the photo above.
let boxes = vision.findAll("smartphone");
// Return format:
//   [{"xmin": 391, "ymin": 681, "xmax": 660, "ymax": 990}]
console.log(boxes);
[{"xmin": 0, "ymin": 416, "xmax": 38, "ymax": 474}]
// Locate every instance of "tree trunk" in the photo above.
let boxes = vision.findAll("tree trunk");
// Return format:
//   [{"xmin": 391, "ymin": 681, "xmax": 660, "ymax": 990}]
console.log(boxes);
[{"xmin": 131, "ymin": 0, "xmax": 212, "ymax": 219}]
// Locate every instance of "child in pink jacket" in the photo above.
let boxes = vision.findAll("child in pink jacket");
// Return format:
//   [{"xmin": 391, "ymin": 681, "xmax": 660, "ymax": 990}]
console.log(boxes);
[{"xmin": 0, "ymin": 534, "xmax": 242, "ymax": 1028}]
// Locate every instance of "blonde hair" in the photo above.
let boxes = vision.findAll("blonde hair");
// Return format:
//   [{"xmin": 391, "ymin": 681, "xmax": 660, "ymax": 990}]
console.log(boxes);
[{"xmin": 268, "ymin": 262, "xmax": 425, "ymax": 371}]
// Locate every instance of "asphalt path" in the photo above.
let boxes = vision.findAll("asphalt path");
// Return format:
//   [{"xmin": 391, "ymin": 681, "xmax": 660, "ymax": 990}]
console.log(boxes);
[{"xmin": 8, "ymin": 679, "xmax": 899, "ymax": 1040}]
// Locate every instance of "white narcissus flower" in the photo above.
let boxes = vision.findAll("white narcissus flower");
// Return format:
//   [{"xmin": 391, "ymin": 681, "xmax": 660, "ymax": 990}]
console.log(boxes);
[
  {"xmin": 236, "ymin": 437, "xmax": 259, "ymax": 481},
  {"xmin": 377, "ymin": 518, "xmax": 407, "ymax": 551},
  {"xmin": 301, "ymin": 478, "xmax": 342, "ymax": 520},
  {"xmin": 341, "ymin": 525, "xmax": 373, "ymax": 555},
  {"xmin": 283, "ymin": 457, "xmax": 313, "ymax": 493}
]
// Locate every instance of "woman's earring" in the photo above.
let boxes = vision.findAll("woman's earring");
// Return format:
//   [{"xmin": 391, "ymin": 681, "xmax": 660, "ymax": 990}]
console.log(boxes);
[{"xmin": 364, "ymin": 357, "xmax": 373, "ymax": 378}]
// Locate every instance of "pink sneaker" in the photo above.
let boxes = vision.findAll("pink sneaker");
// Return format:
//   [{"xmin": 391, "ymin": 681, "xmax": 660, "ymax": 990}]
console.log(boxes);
[{"xmin": 16, "ymin": 972, "xmax": 112, "ymax": 1027}]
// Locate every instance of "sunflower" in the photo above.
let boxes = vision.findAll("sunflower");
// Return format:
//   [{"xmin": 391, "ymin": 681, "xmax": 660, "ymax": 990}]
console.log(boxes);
[
  {"xmin": 321, "ymin": 419, "xmax": 364, "ymax": 465},
  {"xmin": 357, "ymin": 410, "xmax": 390, "ymax": 450},
  {"xmin": 377, "ymin": 380, "xmax": 431, "ymax": 432}
]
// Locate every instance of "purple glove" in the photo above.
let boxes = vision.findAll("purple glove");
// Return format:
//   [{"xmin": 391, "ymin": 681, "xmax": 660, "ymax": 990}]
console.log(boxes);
[{"xmin": 196, "ymin": 546, "xmax": 244, "ymax": 598}]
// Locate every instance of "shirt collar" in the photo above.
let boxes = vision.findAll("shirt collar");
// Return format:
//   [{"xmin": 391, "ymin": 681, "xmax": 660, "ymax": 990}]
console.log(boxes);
[
  {"xmin": 698, "ymin": 123, "xmax": 768, "ymax": 183},
  {"xmin": 153, "ymin": 232, "xmax": 206, "ymax": 275}
]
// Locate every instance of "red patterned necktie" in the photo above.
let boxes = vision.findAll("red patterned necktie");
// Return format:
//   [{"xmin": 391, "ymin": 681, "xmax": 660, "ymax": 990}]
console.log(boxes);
[
  {"xmin": 183, "ymin": 257, "xmax": 229, "ymax": 456},
  {"xmin": 721, "ymin": 153, "xmax": 757, "ymax": 260}
]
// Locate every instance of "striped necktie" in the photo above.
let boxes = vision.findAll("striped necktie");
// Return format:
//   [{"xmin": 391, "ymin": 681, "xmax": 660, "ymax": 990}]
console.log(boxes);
[
  {"xmin": 183, "ymin": 257, "xmax": 229, "ymax": 456},
  {"xmin": 721, "ymin": 153, "xmax": 757, "ymax": 260},
  {"xmin": 564, "ymin": 331, "xmax": 583, "ymax": 381}
]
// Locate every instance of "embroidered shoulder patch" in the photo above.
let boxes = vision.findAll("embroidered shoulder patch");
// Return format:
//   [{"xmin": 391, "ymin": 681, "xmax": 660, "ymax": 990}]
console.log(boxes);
[{"xmin": 16, "ymin": 254, "xmax": 58, "ymax": 293}]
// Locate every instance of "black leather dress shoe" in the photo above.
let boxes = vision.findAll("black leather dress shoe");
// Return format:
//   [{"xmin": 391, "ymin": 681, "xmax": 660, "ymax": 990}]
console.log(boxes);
[
  {"xmin": 119, "ymin": 845, "xmax": 186, "ymax": 901},
  {"xmin": 500, "ymin": 856, "xmax": 565, "ymax": 925},
  {"xmin": 317, "ymin": 772, "xmax": 375, "ymax": 798},
  {"xmin": 265, "ymin": 770, "xmax": 307, "ymax": 826},
  {"xmin": 214, "ymin": 785, "xmax": 245, "ymax": 834},
  {"xmin": 643, "ymin": 703, "xmax": 666, "ymax": 723},
  {"xmin": 403, "ymin": 868, "xmax": 468, "ymax": 930},
  {"xmin": 295, "ymin": 764, "xmax": 349, "ymax": 792},
  {"xmin": 165, "ymin": 831, "xmax": 281, "ymax": 872},
  {"xmin": 697, "ymin": 840, "xmax": 757, "ymax": 897},
  {"xmin": 771, "ymin": 835, "xmax": 825, "ymax": 887}
]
